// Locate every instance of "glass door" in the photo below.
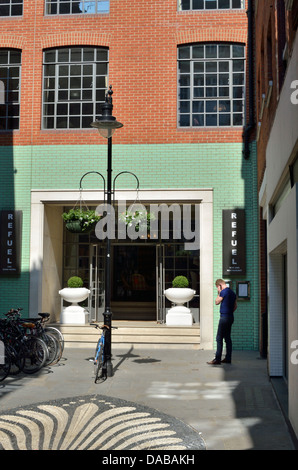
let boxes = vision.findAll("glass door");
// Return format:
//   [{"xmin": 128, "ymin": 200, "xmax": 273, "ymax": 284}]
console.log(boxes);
[
  {"xmin": 156, "ymin": 244, "xmax": 165, "ymax": 323},
  {"xmin": 89, "ymin": 244, "xmax": 105, "ymax": 322},
  {"xmin": 156, "ymin": 243, "xmax": 200, "ymax": 323}
]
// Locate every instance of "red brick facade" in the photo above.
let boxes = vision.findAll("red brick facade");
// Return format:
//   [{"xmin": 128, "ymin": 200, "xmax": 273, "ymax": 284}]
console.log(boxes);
[
  {"xmin": 0, "ymin": 0, "xmax": 249, "ymax": 146},
  {"xmin": 255, "ymin": 0, "xmax": 298, "ymax": 189},
  {"xmin": 255, "ymin": 0, "xmax": 298, "ymax": 356}
]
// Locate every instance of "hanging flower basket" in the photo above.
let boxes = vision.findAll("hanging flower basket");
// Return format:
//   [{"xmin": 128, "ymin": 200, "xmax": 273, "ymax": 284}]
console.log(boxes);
[
  {"xmin": 62, "ymin": 208, "xmax": 101, "ymax": 234},
  {"xmin": 119, "ymin": 209, "xmax": 155, "ymax": 233}
]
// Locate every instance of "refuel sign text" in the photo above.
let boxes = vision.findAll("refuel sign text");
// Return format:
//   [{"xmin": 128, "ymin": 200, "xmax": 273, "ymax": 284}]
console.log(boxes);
[
  {"xmin": 222, "ymin": 209, "xmax": 246, "ymax": 276},
  {"xmin": 0, "ymin": 210, "xmax": 22, "ymax": 275}
]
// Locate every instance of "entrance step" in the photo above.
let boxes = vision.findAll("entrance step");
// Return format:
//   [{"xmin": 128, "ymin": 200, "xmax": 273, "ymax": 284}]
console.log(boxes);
[
  {"xmin": 52, "ymin": 321, "xmax": 201, "ymax": 350},
  {"xmin": 111, "ymin": 302, "xmax": 156, "ymax": 321}
]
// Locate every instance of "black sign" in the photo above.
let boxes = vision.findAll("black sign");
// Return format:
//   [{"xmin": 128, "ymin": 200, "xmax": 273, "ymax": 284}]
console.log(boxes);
[
  {"xmin": 222, "ymin": 209, "xmax": 246, "ymax": 276},
  {"xmin": 0, "ymin": 210, "xmax": 22, "ymax": 275}
]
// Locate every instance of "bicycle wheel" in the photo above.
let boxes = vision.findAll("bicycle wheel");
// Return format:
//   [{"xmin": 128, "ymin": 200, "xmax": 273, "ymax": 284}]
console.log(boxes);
[
  {"xmin": 94, "ymin": 332, "xmax": 105, "ymax": 383},
  {"xmin": 45, "ymin": 326, "xmax": 64, "ymax": 355},
  {"xmin": 0, "ymin": 348, "xmax": 11, "ymax": 382},
  {"xmin": 43, "ymin": 332, "xmax": 61, "ymax": 366},
  {"xmin": 6, "ymin": 341, "xmax": 25, "ymax": 375},
  {"xmin": 22, "ymin": 337, "xmax": 48, "ymax": 374}
]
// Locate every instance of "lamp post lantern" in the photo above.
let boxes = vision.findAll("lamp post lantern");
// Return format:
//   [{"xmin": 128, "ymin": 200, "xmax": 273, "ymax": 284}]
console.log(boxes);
[{"xmin": 91, "ymin": 85, "xmax": 123, "ymax": 377}]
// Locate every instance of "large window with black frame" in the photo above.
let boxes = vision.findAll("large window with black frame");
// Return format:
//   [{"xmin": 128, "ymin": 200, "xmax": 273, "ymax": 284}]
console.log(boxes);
[
  {"xmin": 178, "ymin": 0, "xmax": 244, "ymax": 10},
  {"xmin": 45, "ymin": 0, "xmax": 109, "ymax": 15},
  {"xmin": 0, "ymin": 49, "xmax": 21, "ymax": 130},
  {"xmin": 42, "ymin": 47, "xmax": 108, "ymax": 130},
  {"xmin": 178, "ymin": 43, "xmax": 245, "ymax": 128},
  {"xmin": 0, "ymin": 0, "xmax": 22, "ymax": 16}
]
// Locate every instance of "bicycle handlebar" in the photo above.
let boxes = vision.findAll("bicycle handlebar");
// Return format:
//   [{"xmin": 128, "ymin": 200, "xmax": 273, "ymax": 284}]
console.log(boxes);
[{"xmin": 90, "ymin": 323, "xmax": 118, "ymax": 330}]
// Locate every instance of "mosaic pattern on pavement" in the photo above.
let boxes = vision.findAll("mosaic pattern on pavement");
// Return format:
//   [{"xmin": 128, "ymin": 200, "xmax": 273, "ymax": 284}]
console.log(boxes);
[{"xmin": 0, "ymin": 394, "xmax": 205, "ymax": 450}]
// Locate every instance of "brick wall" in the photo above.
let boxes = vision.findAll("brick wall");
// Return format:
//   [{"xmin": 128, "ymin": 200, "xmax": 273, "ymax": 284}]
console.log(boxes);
[
  {"xmin": 255, "ymin": 0, "xmax": 298, "ymax": 190},
  {"xmin": 0, "ymin": 0, "xmax": 249, "ymax": 146}
]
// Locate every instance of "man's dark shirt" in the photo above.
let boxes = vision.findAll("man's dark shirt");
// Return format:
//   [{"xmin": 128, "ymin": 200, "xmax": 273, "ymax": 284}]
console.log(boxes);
[{"xmin": 220, "ymin": 288, "xmax": 236, "ymax": 315}]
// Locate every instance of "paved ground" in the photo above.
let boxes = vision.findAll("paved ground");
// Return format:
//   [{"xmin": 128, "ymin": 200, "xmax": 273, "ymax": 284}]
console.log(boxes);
[{"xmin": 0, "ymin": 347, "xmax": 296, "ymax": 451}]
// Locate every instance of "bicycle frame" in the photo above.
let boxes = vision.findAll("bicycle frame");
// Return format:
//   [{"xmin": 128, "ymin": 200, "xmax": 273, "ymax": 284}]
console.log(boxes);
[{"xmin": 91, "ymin": 323, "xmax": 109, "ymax": 382}]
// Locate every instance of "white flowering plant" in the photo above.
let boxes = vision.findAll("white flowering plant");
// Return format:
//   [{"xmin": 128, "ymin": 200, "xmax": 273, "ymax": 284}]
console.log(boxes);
[
  {"xmin": 62, "ymin": 208, "xmax": 101, "ymax": 233},
  {"xmin": 119, "ymin": 209, "xmax": 155, "ymax": 233}
]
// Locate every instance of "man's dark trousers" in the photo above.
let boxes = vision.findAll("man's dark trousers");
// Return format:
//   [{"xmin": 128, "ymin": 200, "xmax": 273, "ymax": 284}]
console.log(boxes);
[{"xmin": 215, "ymin": 314, "xmax": 234, "ymax": 362}]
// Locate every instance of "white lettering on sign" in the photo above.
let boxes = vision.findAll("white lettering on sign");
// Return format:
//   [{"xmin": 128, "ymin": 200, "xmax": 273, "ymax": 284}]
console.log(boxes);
[
  {"xmin": 231, "ymin": 213, "xmax": 238, "ymax": 265},
  {"xmin": 0, "ymin": 210, "xmax": 22, "ymax": 274}
]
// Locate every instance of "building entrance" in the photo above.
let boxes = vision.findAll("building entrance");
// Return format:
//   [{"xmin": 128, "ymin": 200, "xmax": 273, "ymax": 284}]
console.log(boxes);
[
  {"xmin": 88, "ymin": 242, "xmax": 200, "ymax": 323},
  {"xmin": 111, "ymin": 245, "xmax": 156, "ymax": 321},
  {"xmin": 62, "ymin": 200, "xmax": 201, "ymax": 323}
]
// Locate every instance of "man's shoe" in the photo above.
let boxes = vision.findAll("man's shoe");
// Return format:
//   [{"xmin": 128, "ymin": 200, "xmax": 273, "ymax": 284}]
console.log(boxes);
[
  {"xmin": 221, "ymin": 358, "xmax": 231, "ymax": 364},
  {"xmin": 207, "ymin": 359, "xmax": 221, "ymax": 365}
]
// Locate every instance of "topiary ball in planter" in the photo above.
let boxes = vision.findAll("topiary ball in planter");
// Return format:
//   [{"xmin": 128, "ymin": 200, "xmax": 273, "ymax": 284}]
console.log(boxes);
[
  {"xmin": 164, "ymin": 275, "xmax": 195, "ymax": 309},
  {"xmin": 59, "ymin": 276, "xmax": 90, "ymax": 324},
  {"xmin": 172, "ymin": 275, "xmax": 189, "ymax": 288},
  {"xmin": 67, "ymin": 276, "xmax": 84, "ymax": 288}
]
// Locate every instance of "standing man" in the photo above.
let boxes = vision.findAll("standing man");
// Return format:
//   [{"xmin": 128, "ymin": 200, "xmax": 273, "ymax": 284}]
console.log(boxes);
[{"xmin": 207, "ymin": 279, "xmax": 237, "ymax": 365}]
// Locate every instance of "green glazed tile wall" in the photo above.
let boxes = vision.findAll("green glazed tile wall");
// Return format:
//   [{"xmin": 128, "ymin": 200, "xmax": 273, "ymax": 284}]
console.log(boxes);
[{"xmin": 0, "ymin": 142, "xmax": 259, "ymax": 349}]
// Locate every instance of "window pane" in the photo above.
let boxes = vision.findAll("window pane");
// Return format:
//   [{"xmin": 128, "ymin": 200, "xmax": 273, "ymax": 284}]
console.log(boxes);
[
  {"xmin": 233, "ymin": 73, "xmax": 244, "ymax": 85},
  {"xmin": 218, "ymin": 45, "xmax": 230, "ymax": 58},
  {"xmin": 219, "ymin": 114, "xmax": 230, "ymax": 125},
  {"xmin": 233, "ymin": 113, "xmax": 243, "ymax": 125},
  {"xmin": 59, "ymin": 1, "xmax": 71, "ymax": 13},
  {"xmin": 179, "ymin": 115, "xmax": 190, "ymax": 126},
  {"xmin": 232, "ymin": 0, "xmax": 242, "ymax": 8},
  {"xmin": 232, "ymin": 45, "xmax": 245, "ymax": 57},
  {"xmin": 206, "ymin": 114, "xmax": 217, "ymax": 125},
  {"xmin": 233, "ymin": 59, "xmax": 244, "ymax": 72},
  {"xmin": 192, "ymin": 46, "xmax": 204, "ymax": 59},
  {"xmin": 179, "ymin": 88, "xmax": 190, "ymax": 99},
  {"xmin": 178, "ymin": 47, "xmax": 190, "ymax": 60},
  {"xmin": 206, "ymin": 74, "xmax": 217, "ymax": 86},
  {"xmin": 206, "ymin": 45, "xmax": 217, "ymax": 58},
  {"xmin": 193, "ymin": 0, "xmax": 204, "ymax": 8},
  {"xmin": 179, "ymin": 101, "xmax": 190, "ymax": 113},
  {"xmin": 193, "ymin": 101, "xmax": 204, "ymax": 113},
  {"xmin": 193, "ymin": 74, "xmax": 204, "ymax": 86},
  {"xmin": 180, "ymin": 0, "xmax": 190, "ymax": 10},
  {"xmin": 193, "ymin": 114, "xmax": 204, "ymax": 126},
  {"xmin": 218, "ymin": 0, "xmax": 230, "ymax": 8},
  {"xmin": 206, "ymin": 62, "xmax": 217, "ymax": 72},
  {"xmin": 178, "ymin": 61, "xmax": 190, "ymax": 73},
  {"xmin": 206, "ymin": 101, "xmax": 217, "ymax": 112}
]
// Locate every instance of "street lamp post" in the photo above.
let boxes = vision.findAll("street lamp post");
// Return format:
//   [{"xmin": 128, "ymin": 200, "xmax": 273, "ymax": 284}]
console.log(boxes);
[{"xmin": 91, "ymin": 85, "xmax": 123, "ymax": 377}]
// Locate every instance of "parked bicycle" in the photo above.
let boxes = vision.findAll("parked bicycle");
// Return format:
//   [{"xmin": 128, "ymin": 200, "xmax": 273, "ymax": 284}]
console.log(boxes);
[
  {"xmin": 2, "ymin": 311, "xmax": 48, "ymax": 374},
  {"xmin": 0, "ymin": 308, "xmax": 64, "ymax": 378},
  {"xmin": 91, "ymin": 323, "xmax": 117, "ymax": 383},
  {"xmin": 0, "ymin": 327, "xmax": 11, "ymax": 382}
]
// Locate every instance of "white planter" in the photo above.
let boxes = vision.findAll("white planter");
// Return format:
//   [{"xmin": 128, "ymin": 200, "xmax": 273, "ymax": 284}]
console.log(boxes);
[
  {"xmin": 59, "ymin": 287, "xmax": 90, "ymax": 324},
  {"xmin": 164, "ymin": 288, "xmax": 195, "ymax": 326},
  {"xmin": 164, "ymin": 287, "xmax": 195, "ymax": 306}
]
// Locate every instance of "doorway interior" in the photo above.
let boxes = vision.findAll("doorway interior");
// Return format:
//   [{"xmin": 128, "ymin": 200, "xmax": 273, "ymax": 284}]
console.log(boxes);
[
  {"xmin": 111, "ymin": 244, "xmax": 156, "ymax": 320},
  {"xmin": 86, "ymin": 242, "xmax": 200, "ymax": 323}
]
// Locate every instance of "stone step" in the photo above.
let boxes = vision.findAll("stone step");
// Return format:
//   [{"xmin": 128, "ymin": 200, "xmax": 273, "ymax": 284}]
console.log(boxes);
[{"xmin": 51, "ymin": 321, "xmax": 201, "ymax": 350}]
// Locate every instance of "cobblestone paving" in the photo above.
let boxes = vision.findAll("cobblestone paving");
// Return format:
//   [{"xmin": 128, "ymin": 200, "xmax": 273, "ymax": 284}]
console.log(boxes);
[{"xmin": 0, "ymin": 394, "xmax": 205, "ymax": 450}]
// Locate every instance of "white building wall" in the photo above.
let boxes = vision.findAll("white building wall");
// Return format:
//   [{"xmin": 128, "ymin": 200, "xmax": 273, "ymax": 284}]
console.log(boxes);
[{"xmin": 260, "ymin": 34, "xmax": 298, "ymax": 440}]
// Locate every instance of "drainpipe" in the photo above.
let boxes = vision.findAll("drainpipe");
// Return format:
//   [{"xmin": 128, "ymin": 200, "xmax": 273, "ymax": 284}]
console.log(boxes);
[{"xmin": 243, "ymin": 0, "xmax": 255, "ymax": 159}]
